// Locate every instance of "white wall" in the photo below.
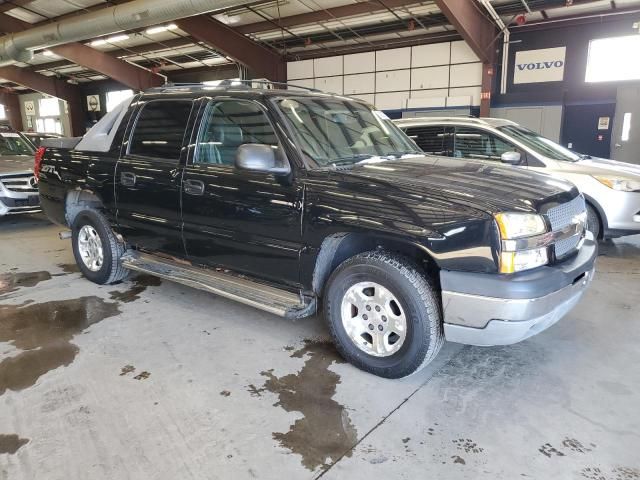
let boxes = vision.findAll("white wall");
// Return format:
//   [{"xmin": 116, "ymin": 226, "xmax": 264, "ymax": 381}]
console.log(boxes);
[
  {"xmin": 287, "ymin": 40, "xmax": 482, "ymax": 111},
  {"xmin": 490, "ymin": 105, "xmax": 563, "ymax": 142}
]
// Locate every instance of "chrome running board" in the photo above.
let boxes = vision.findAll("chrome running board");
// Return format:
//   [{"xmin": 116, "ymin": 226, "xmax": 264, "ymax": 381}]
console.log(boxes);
[{"xmin": 121, "ymin": 251, "xmax": 315, "ymax": 318}]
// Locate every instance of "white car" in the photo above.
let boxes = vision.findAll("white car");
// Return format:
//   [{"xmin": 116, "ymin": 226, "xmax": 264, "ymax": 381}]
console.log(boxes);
[{"xmin": 395, "ymin": 117, "xmax": 640, "ymax": 239}]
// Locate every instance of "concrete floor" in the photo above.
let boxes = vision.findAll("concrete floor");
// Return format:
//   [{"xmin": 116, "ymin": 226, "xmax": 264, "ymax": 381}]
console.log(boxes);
[{"xmin": 1, "ymin": 214, "xmax": 639, "ymax": 480}]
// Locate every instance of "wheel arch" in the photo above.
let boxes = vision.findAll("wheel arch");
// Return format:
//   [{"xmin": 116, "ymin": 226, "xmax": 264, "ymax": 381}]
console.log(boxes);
[
  {"xmin": 65, "ymin": 189, "xmax": 106, "ymax": 227},
  {"xmin": 582, "ymin": 193, "xmax": 607, "ymax": 236},
  {"xmin": 312, "ymin": 232, "xmax": 439, "ymax": 296}
]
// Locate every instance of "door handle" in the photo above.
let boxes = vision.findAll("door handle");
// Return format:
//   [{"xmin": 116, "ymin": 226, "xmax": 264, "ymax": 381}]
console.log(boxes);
[
  {"xmin": 614, "ymin": 143, "xmax": 622, "ymax": 148},
  {"xmin": 184, "ymin": 179, "xmax": 205, "ymax": 196},
  {"xmin": 120, "ymin": 171, "xmax": 136, "ymax": 186}
]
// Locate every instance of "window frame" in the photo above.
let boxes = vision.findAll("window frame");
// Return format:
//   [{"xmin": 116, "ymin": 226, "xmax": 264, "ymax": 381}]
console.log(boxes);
[
  {"xmin": 125, "ymin": 98, "xmax": 195, "ymax": 164},
  {"xmin": 189, "ymin": 97, "xmax": 289, "ymax": 171}
]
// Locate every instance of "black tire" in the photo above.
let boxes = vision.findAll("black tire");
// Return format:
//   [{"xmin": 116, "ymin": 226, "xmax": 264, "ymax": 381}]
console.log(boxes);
[
  {"xmin": 324, "ymin": 251, "xmax": 444, "ymax": 379},
  {"xmin": 586, "ymin": 204, "xmax": 601, "ymax": 240},
  {"xmin": 71, "ymin": 209, "xmax": 129, "ymax": 285}
]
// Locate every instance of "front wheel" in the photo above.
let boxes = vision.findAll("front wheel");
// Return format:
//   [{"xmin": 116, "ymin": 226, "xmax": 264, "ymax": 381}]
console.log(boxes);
[
  {"xmin": 324, "ymin": 251, "xmax": 443, "ymax": 379},
  {"xmin": 586, "ymin": 204, "xmax": 601, "ymax": 240},
  {"xmin": 71, "ymin": 210, "xmax": 129, "ymax": 285}
]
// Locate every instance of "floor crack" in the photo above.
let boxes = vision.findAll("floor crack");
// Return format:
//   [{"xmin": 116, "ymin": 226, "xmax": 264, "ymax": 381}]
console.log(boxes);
[{"xmin": 314, "ymin": 345, "xmax": 470, "ymax": 479}]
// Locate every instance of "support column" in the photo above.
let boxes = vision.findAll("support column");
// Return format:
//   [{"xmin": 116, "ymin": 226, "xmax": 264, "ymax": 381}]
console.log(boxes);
[
  {"xmin": 480, "ymin": 63, "xmax": 494, "ymax": 118},
  {"xmin": 0, "ymin": 90, "xmax": 23, "ymax": 131}
]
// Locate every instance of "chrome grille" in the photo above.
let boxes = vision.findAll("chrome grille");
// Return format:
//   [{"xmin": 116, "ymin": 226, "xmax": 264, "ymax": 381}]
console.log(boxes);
[
  {"xmin": 0, "ymin": 176, "xmax": 38, "ymax": 193},
  {"xmin": 546, "ymin": 195, "xmax": 586, "ymax": 259}
]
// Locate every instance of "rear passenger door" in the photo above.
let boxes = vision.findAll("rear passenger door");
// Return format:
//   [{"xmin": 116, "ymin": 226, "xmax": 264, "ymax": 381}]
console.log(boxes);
[
  {"xmin": 404, "ymin": 125, "xmax": 454, "ymax": 156},
  {"xmin": 115, "ymin": 99, "xmax": 195, "ymax": 254},
  {"xmin": 181, "ymin": 98, "xmax": 303, "ymax": 288}
]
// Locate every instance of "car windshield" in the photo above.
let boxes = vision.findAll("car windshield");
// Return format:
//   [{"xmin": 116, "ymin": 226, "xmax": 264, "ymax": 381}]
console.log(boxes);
[
  {"xmin": 498, "ymin": 125, "xmax": 580, "ymax": 162},
  {"xmin": 275, "ymin": 96, "xmax": 421, "ymax": 167},
  {"xmin": 0, "ymin": 132, "xmax": 35, "ymax": 156}
]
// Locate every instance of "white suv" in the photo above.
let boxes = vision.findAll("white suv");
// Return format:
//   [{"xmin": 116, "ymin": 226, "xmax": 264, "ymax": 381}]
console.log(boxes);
[{"xmin": 395, "ymin": 117, "xmax": 640, "ymax": 239}]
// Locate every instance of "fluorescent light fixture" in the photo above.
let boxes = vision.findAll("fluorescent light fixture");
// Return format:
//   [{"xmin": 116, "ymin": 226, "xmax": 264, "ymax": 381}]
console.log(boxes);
[
  {"xmin": 145, "ymin": 24, "xmax": 178, "ymax": 35},
  {"xmin": 622, "ymin": 113, "xmax": 632, "ymax": 142},
  {"xmin": 90, "ymin": 34, "xmax": 129, "ymax": 47},
  {"xmin": 42, "ymin": 50, "xmax": 56, "ymax": 56}
]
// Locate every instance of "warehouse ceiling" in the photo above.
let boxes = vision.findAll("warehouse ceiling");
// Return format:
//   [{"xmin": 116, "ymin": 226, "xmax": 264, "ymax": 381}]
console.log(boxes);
[{"xmin": 0, "ymin": 0, "xmax": 639, "ymax": 91}]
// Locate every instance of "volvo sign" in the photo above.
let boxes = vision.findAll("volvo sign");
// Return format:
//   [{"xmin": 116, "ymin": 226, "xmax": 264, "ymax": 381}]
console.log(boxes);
[{"xmin": 514, "ymin": 47, "xmax": 566, "ymax": 84}]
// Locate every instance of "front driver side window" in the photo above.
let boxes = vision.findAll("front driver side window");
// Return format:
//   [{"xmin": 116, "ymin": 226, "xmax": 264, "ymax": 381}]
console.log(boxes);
[
  {"xmin": 195, "ymin": 100, "xmax": 280, "ymax": 166},
  {"xmin": 454, "ymin": 127, "xmax": 517, "ymax": 162}
]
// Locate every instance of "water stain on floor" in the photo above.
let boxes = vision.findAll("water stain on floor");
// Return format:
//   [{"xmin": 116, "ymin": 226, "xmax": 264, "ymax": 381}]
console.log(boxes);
[
  {"xmin": 258, "ymin": 339, "xmax": 357, "ymax": 472},
  {"xmin": 57, "ymin": 263, "xmax": 80, "ymax": 274},
  {"xmin": 0, "ymin": 271, "xmax": 52, "ymax": 297},
  {"xmin": 0, "ymin": 434, "xmax": 29, "ymax": 454},
  {"xmin": 108, "ymin": 275, "xmax": 162, "ymax": 303},
  {"xmin": 0, "ymin": 297, "xmax": 120, "ymax": 395}
]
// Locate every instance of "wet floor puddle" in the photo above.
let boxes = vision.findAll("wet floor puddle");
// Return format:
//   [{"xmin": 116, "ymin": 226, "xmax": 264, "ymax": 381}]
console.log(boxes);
[
  {"xmin": 257, "ymin": 339, "xmax": 357, "ymax": 472},
  {"xmin": 0, "ymin": 271, "xmax": 52, "ymax": 297},
  {"xmin": 0, "ymin": 434, "xmax": 29, "ymax": 454},
  {"xmin": 109, "ymin": 275, "xmax": 162, "ymax": 303},
  {"xmin": 57, "ymin": 263, "xmax": 80, "ymax": 274},
  {"xmin": 0, "ymin": 297, "xmax": 120, "ymax": 395}
]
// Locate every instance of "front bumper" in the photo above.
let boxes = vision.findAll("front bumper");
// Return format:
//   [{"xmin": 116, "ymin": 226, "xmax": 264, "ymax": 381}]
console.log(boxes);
[
  {"xmin": 0, "ymin": 181, "xmax": 40, "ymax": 216},
  {"xmin": 440, "ymin": 234, "xmax": 597, "ymax": 346}
]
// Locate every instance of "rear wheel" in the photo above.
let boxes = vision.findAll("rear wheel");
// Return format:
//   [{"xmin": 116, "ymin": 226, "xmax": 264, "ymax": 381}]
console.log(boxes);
[
  {"xmin": 586, "ymin": 204, "xmax": 601, "ymax": 240},
  {"xmin": 71, "ymin": 210, "xmax": 128, "ymax": 284},
  {"xmin": 324, "ymin": 251, "xmax": 443, "ymax": 379}
]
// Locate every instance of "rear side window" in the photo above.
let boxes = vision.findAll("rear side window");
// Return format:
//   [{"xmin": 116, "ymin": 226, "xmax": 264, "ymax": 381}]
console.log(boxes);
[
  {"xmin": 129, "ymin": 100, "xmax": 193, "ymax": 160},
  {"xmin": 454, "ymin": 127, "xmax": 515, "ymax": 161},
  {"xmin": 404, "ymin": 125, "xmax": 453, "ymax": 156}
]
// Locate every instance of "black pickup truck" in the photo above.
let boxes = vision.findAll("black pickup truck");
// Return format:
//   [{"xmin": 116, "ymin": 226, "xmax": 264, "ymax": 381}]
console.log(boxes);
[{"xmin": 37, "ymin": 83, "xmax": 597, "ymax": 378}]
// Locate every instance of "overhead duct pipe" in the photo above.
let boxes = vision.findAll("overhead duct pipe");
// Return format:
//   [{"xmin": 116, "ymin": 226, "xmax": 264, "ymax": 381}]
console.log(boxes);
[{"xmin": 0, "ymin": 0, "xmax": 253, "ymax": 66}]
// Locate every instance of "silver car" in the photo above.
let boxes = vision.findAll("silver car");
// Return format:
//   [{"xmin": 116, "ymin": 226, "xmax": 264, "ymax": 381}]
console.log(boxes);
[
  {"xmin": 395, "ymin": 117, "xmax": 640, "ymax": 239},
  {"xmin": 0, "ymin": 128, "xmax": 40, "ymax": 217}
]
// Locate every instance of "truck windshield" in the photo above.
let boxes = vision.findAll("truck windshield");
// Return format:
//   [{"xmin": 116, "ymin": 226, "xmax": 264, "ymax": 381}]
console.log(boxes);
[
  {"xmin": 276, "ymin": 97, "xmax": 421, "ymax": 167},
  {"xmin": 497, "ymin": 125, "xmax": 580, "ymax": 162},
  {"xmin": 0, "ymin": 133, "xmax": 34, "ymax": 156}
]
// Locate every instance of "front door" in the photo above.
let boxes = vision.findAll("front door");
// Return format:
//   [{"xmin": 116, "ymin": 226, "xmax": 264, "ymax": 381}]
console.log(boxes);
[
  {"xmin": 562, "ymin": 103, "xmax": 615, "ymax": 159},
  {"xmin": 181, "ymin": 99, "xmax": 303, "ymax": 289},
  {"xmin": 611, "ymin": 86, "xmax": 640, "ymax": 165},
  {"xmin": 115, "ymin": 98, "xmax": 195, "ymax": 254}
]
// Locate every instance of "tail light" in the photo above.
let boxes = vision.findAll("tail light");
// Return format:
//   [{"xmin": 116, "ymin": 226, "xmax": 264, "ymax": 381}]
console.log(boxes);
[{"xmin": 34, "ymin": 146, "xmax": 46, "ymax": 181}]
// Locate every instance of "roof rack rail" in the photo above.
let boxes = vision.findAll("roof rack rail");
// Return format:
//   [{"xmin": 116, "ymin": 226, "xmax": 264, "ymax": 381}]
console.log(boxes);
[{"xmin": 149, "ymin": 79, "xmax": 323, "ymax": 94}]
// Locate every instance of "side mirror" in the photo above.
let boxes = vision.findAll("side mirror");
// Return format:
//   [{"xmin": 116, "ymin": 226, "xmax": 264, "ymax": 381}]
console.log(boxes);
[
  {"xmin": 500, "ymin": 151, "xmax": 522, "ymax": 165},
  {"xmin": 235, "ymin": 144, "xmax": 278, "ymax": 172}
]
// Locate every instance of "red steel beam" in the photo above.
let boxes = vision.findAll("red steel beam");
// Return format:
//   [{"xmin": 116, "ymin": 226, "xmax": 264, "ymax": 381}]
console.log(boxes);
[
  {"xmin": 0, "ymin": 66, "xmax": 84, "ymax": 135},
  {"xmin": 236, "ymin": 0, "xmax": 424, "ymax": 34},
  {"xmin": 49, "ymin": 43, "xmax": 165, "ymax": 90},
  {"xmin": 433, "ymin": 0, "xmax": 496, "ymax": 63},
  {"xmin": 176, "ymin": 15, "xmax": 285, "ymax": 81}
]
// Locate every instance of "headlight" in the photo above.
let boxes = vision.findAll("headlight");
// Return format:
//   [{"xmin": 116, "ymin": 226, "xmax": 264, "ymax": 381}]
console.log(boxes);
[
  {"xmin": 495, "ymin": 212, "xmax": 549, "ymax": 273},
  {"xmin": 593, "ymin": 175, "xmax": 640, "ymax": 192},
  {"xmin": 494, "ymin": 212, "xmax": 547, "ymax": 239},
  {"xmin": 500, "ymin": 248, "xmax": 548, "ymax": 274}
]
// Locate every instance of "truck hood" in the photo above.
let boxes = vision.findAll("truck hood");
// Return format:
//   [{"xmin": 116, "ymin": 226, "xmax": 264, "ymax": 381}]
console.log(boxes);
[
  {"xmin": 558, "ymin": 156, "xmax": 640, "ymax": 178},
  {"xmin": 334, "ymin": 155, "xmax": 578, "ymax": 214},
  {"xmin": 0, "ymin": 155, "xmax": 34, "ymax": 176}
]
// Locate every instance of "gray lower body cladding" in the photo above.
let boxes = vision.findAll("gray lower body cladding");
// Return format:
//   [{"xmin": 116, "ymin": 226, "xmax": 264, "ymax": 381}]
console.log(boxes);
[{"xmin": 439, "ymin": 235, "xmax": 598, "ymax": 346}]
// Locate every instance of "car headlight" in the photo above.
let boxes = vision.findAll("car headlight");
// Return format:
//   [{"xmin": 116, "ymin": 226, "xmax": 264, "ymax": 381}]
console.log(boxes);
[
  {"xmin": 500, "ymin": 248, "xmax": 549, "ymax": 274},
  {"xmin": 494, "ymin": 212, "xmax": 547, "ymax": 239},
  {"xmin": 593, "ymin": 175, "xmax": 640, "ymax": 192},
  {"xmin": 495, "ymin": 212, "xmax": 549, "ymax": 273}
]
